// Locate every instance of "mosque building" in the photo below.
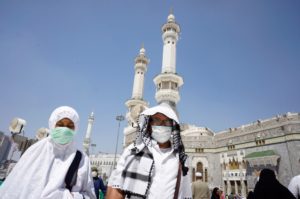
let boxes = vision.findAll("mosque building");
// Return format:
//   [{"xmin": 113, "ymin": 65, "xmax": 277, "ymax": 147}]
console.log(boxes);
[
  {"xmin": 122, "ymin": 11, "xmax": 300, "ymax": 197},
  {"xmin": 89, "ymin": 11, "xmax": 300, "ymax": 197}
]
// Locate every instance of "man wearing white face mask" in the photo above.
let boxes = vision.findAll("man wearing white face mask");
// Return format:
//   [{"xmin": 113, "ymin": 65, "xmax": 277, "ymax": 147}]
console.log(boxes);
[
  {"xmin": 107, "ymin": 103, "xmax": 192, "ymax": 199},
  {"xmin": 0, "ymin": 106, "xmax": 96, "ymax": 199}
]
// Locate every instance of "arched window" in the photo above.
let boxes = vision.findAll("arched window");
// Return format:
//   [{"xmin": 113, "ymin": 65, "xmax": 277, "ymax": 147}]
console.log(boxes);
[{"xmin": 196, "ymin": 162, "xmax": 208, "ymax": 182}]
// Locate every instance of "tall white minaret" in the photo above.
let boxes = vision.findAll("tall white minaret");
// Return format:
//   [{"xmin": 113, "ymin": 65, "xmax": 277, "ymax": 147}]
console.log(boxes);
[
  {"xmin": 154, "ymin": 11, "xmax": 183, "ymax": 108},
  {"xmin": 131, "ymin": 46, "xmax": 149, "ymax": 100},
  {"xmin": 124, "ymin": 46, "xmax": 149, "ymax": 146},
  {"xmin": 83, "ymin": 112, "xmax": 94, "ymax": 155}
]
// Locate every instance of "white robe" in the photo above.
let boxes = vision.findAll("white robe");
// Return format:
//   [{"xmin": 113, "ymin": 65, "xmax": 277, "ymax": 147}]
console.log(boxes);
[
  {"xmin": 0, "ymin": 137, "xmax": 96, "ymax": 199},
  {"xmin": 108, "ymin": 141, "xmax": 192, "ymax": 199}
]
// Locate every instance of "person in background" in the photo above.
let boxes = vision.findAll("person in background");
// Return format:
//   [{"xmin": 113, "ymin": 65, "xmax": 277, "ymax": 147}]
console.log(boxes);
[
  {"xmin": 246, "ymin": 191, "xmax": 254, "ymax": 199},
  {"xmin": 106, "ymin": 103, "xmax": 192, "ymax": 199},
  {"xmin": 219, "ymin": 189, "xmax": 225, "ymax": 199},
  {"xmin": 254, "ymin": 168, "xmax": 295, "ymax": 199},
  {"xmin": 92, "ymin": 168, "xmax": 106, "ymax": 199},
  {"xmin": 192, "ymin": 172, "xmax": 210, "ymax": 199},
  {"xmin": 235, "ymin": 193, "xmax": 242, "ymax": 199},
  {"xmin": 211, "ymin": 187, "xmax": 220, "ymax": 199},
  {"xmin": 228, "ymin": 192, "xmax": 235, "ymax": 199},
  {"xmin": 0, "ymin": 106, "xmax": 96, "ymax": 199}
]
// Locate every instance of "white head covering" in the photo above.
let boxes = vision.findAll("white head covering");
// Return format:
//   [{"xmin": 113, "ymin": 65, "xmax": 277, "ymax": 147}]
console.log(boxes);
[
  {"xmin": 141, "ymin": 103, "xmax": 179, "ymax": 123},
  {"xmin": 0, "ymin": 106, "xmax": 95, "ymax": 199},
  {"xmin": 195, "ymin": 172, "xmax": 202, "ymax": 177},
  {"xmin": 48, "ymin": 106, "xmax": 80, "ymax": 131}
]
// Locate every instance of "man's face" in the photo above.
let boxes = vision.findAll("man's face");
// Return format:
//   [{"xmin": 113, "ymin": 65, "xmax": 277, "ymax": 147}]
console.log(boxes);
[
  {"xmin": 150, "ymin": 113, "xmax": 172, "ymax": 127},
  {"xmin": 149, "ymin": 113, "xmax": 173, "ymax": 144}
]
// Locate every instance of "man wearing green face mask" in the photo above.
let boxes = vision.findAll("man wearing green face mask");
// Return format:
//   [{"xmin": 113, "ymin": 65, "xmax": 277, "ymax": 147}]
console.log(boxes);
[{"xmin": 0, "ymin": 106, "xmax": 96, "ymax": 199}]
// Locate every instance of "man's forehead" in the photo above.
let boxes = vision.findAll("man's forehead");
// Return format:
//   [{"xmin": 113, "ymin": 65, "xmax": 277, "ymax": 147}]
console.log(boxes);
[{"xmin": 151, "ymin": 113, "xmax": 170, "ymax": 119}]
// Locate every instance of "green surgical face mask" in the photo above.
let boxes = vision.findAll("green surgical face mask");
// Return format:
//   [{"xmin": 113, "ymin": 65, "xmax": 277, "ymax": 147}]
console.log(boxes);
[{"xmin": 50, "ymin": 127, "xmax": 75, "ymax": 145}]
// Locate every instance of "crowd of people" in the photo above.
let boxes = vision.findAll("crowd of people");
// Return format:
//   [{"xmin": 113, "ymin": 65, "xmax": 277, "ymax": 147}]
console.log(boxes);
[{"xmin": 0, "ymin": 104, "xmax": 299, "ymax": 199}]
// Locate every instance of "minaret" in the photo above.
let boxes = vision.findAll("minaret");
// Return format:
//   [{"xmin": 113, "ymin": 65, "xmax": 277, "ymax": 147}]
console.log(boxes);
[
  {"xmin": 131, "ymin": 45, "xmax": 149, "ymax": 100},
  {"xmin": 83, "ymin": 112, "xmax": 94, "ymax": 155},
  {"xmin": 154, "ymin": 11, "xmax": 183, "ymax": 109},
  {"xmin": 124, "ymin": 46, "xmax": 149, "ymax": 146}
]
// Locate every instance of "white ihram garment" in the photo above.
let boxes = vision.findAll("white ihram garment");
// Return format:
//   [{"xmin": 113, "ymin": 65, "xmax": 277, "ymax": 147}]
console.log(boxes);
[
  {"xmin": 108, "ymin": 140, "xmax": 192, "ymax": 199},
  {"xmin": 0, "ymin": 137, "xmax": 95, "ymax": 199},
  {"xmin": 147, "ymin": 141, "xmax": 178, "ymax": 199},
  {"xmin": 288, "ymin": 175, "xmax": 300, "ymax": 198}
]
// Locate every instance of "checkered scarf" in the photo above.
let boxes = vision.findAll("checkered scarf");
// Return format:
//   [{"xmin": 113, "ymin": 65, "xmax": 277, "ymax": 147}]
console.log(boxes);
[
  {"xmin": 135, "ymin": 115, "xmax": 189, "ymax": 176},
  {"xmin": 120, "ymin": 114, "xmax": 189, "ymax": 198},
  {"xmin": 121, "ymin": 145, "xmax": 154, "ymax": 199}
]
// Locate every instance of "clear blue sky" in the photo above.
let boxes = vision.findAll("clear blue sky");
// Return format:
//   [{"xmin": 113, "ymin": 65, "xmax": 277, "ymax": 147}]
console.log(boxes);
[{"xmin": 0, "ymin": 1, "xmax": 299, "ymax": 154}]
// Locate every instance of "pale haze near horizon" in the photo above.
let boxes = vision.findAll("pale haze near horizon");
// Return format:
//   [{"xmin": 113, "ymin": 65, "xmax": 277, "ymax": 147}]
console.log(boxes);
[{"xmin": 0, "ymin": 1, "xmax": 299, "ymax": 154}]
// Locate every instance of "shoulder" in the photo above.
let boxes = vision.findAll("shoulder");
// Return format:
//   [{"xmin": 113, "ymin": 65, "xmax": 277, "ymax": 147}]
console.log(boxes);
[
  {"xmin": 295, "ymin": 175, "xmax": 300, "ymax": 180},
  {"xmin": 78, "ymin": 150, "xmax": 88, "ymax": 159},
  {"xmin": 74, "ymin": 150, "xmax": 91, "ymax": 168},
  {"xmin": 289, "ymin": 175, "xmax": 300, "ymax": 186},
  {"xmin": 21, "ymin": 137, "xmax": 50, "ymax": 156},
  {"xmin": 121, "ymin": 143, "xmax": 138, "ymax": 157},
  {"xmin": 291, "ymin": 175, "xmax": 300, "ymax": 181}
]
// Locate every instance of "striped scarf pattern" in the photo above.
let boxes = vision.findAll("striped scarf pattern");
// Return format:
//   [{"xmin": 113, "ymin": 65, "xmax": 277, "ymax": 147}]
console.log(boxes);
[{"xmin": 122, "ymin": 146, "xmax": 154, "ymax": 199}]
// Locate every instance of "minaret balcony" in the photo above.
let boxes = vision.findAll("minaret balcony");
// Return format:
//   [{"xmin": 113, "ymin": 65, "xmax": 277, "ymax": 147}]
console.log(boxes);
[
  {"xmin": 125, "ymin": 98, "xmax": 148, "ymax": 108},
  {"xmin": 134, "ymin": 63, "xmax": 147, "ymax": 71},
  {"xmin": 134, "ymin": 56, "xmax": 149, "ymax": 64},
  {"xmin": 153, "ymin": 73, "xmax": 183, "ymax": 87},
  {"xmin": 155, "ymin": 89, "xmax": 181, "ymax": 104},
  {"xmin": 162, "ymin": 22, "xmax": 180, "ymax": 33},
  {"xmin": 162, "ymin": 31, "xmax": 179, "ymax": 41}
]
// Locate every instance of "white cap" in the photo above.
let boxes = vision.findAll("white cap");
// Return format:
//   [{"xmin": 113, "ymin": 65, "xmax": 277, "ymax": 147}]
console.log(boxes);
[{"xmin": 141, "ymin": 103, "xmax": 179, "ymax": 123}]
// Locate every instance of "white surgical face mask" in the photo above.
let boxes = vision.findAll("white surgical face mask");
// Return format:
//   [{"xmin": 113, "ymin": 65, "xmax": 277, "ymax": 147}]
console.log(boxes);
[
  {"xmin": 151, "ymin": 126, "xmax": 172, "ymax": 143},
  {"xmin": 92, "ymin": 171, "xmax": 98, "ymax": 177}
]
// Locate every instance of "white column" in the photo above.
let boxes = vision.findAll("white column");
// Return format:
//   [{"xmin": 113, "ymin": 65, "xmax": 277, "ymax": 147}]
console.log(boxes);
[
  {"xmin": 162, "ymin": 37, "xmax": 177, "ymax": 73},
  {"xmin": 132, "ymin": 68, "xmax": 145, "ymax": 99},
  {"xmin": 234, "ymin": 181, "xmax": 238, "ymax": 194},
  {"xmin": 131, "ymin": 47, "xmax": 148, "ymax": 99},
  {"xmin": 241, "ymin": 180, "xmax": 246, "ymax": 197},
  {"xmin": 83, "ymin": 112, "xmax": 94, "ymax": 155},
  {"xmin": 227, "ymin": 180, "xmax": 231, "ymax": 195},
  {"xmin": 161, "ymin": 14, "xmax": 179, "ymax": 74}
]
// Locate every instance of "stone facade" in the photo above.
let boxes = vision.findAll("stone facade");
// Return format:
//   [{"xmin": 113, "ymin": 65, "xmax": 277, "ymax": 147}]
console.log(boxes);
[
  {"xmin": 183, "ymin": 112, "xmax": 300, "ymax": 197},
  {"xmin": 90, "ymin": 153, "xmax": 120, "ymax": 184},
  {"xmin": 123, "ymin": 113, "xmax": 300, "ymax": 197}
]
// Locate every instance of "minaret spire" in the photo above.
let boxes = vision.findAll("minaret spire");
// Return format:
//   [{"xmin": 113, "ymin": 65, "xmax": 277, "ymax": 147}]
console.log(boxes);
[
  {"xmin": 83, "ymin": 112, "xmax": 94, "ymax": 155},
  {"xmin": 131, "ymin": 45, "xmax": 149, "ymax": 99},
  {"xmin": 154, "ymin": 12, "xmax": 183, "ymax": 108},
  {"xmin": 170, "ymin": 7, "xmax": 173, "ymax": 15},
  {"xmin": 124, "ymin": 46, "xmax": 149, "ymax": 146}
]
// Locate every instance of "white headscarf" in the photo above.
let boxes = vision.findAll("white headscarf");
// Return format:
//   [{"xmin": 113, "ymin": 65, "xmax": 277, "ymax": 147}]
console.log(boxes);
[
  {"xmin": 48, "ymin": 106, "xmax": 80, "ymax": 131},
  {"xmin": 0, "ymin": 106, "xmax": 96, "ymax": 199}
]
